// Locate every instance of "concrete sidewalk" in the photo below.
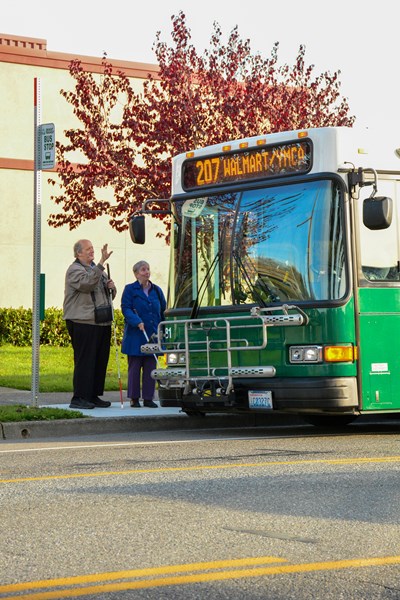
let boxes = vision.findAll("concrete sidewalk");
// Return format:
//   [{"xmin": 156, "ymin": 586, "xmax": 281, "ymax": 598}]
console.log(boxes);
[
  {"xmin": 0, "ymin": 386, "xmax": 180, "ymax": 417},
  {"xmin": 0, "ymin": 386, "xmax": 192, "ymax": 440}
]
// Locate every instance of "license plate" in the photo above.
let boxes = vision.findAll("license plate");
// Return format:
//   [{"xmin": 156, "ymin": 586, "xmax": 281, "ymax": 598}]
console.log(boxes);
[{"xmin": 248, "ymin": 390, "xmax": 273, "ymax": 410}]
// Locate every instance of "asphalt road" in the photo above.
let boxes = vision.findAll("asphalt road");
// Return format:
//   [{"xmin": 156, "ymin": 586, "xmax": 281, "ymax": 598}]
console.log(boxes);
[{"xmin": 1, "ymin": 422, "xmax": 400, "ymax": 599}]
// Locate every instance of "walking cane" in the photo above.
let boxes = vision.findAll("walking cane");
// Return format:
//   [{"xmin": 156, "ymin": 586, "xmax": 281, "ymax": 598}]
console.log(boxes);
[
  {"xmin": 107, "ymin": 264, "xmax": 124, "ymax": 408},
  {"xmin": 134, "ymin": 309, "xmax": 159, "ymax": 366},
  {"xmin": 142, "ymin": 327, "xmax": 159, "ymax": 366},
  {"xmin": 134, "ymin": 310, "xmax": 160, "ymax": 407}
]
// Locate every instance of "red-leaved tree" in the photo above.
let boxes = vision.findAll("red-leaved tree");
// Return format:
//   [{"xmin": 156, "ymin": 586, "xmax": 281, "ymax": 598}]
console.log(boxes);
[{"xmin": 48, "ymin": 11, "xmax": 355, "ymax": 234}]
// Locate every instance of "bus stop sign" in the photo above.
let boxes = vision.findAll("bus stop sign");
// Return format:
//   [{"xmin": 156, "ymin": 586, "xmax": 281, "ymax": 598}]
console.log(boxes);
[{"xmin": 38, "ymin": 123, "xmax": 55, "ymax": 169}]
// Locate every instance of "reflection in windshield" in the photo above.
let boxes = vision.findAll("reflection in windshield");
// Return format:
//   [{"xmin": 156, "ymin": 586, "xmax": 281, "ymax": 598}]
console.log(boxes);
[{"xmin": 171, "ymin": 180, "xmax": 346, "ymax": 309}]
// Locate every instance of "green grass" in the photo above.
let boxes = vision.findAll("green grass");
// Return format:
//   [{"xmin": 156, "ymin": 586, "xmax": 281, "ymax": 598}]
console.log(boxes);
[
  {"xmin": 0, "ymin": 344, "xmax": 128, "ymax": 392},
  {"xmin": 0, "ymin": 404, "xmax": 88, "ymax": 421}
]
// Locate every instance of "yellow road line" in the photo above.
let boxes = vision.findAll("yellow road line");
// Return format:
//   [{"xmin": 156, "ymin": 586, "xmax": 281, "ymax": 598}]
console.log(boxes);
[
  {"xmin": 0, "ymin": 555, "xmax": 399, "ymax": 599},
  {"xmin": 1, "ymin": 455, "xmax": 400, "ymax": 484},
  {"xmin": 0, "ymin": 556, "xmax": 286, "ymax": 593}
]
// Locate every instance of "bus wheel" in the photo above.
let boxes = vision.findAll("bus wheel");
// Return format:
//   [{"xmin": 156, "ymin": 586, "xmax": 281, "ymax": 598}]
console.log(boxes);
[
  {"xmin": 303, "ymin": 414, "xmax": 357, "ymax": 427},
  {"xmin": 183, "ymin": 411, "xmax": 206, "ymax": 418}
]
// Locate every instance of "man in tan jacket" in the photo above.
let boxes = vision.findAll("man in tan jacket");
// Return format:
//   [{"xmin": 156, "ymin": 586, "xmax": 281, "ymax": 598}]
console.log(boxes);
[{"xmin": 63, "ymin": 240, "xmax": 116, "ymax": 409}]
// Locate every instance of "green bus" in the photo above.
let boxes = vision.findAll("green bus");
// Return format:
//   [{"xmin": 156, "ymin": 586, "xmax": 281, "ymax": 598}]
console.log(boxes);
[{"xmin": 130, "ymin": 127, "xmax": 400, "ymax": 425}]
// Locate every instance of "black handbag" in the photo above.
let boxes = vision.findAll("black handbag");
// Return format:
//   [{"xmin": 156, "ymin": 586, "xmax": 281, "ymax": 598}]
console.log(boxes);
[
  {"xmin": 91, "ymin": 292, "xmax": 112, "ymax": 323},
  {"xmin": 94, "ymin": 304, "xmax": 113, "ymax": 323}
]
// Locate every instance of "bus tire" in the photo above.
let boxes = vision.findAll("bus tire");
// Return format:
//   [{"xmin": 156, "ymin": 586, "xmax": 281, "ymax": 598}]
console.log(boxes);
[
  {"xmin": 303, "ymin": 414, "xmax": 357, "ymax": 427},
  {"xmin": 184, "ymin": 410, "xmax": 206, "ymax": 418}
]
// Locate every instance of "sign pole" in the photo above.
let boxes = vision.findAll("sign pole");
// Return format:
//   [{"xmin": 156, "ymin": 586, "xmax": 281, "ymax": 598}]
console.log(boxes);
[{"xmin": 31, "ymin": 77, "xmax": 41, "ymax": 407}]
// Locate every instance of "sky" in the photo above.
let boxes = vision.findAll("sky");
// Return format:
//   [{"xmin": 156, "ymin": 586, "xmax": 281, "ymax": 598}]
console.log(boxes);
[{"xmin": 3, "ymin": 0, "xmax": 398, "ymax": 130}]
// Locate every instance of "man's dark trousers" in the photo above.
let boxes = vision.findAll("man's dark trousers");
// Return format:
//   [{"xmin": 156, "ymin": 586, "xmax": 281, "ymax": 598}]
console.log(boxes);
[{"xmin": 66, "ymin": 320, "xmax": 111, "ymax": 401}]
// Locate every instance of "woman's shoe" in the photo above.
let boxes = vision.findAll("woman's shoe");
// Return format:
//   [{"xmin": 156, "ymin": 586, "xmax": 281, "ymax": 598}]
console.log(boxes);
[{"xmin": 130, "ymin": 399, "xmax": 140, "ymax": 408}]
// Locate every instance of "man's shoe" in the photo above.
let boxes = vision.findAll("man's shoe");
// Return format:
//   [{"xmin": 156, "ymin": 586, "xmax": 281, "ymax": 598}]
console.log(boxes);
[
  {"xmin": 130, "ymin": 399, "xmax": 141, "ymax": 408},
  {"xmin": 92, "ymin": 397, "xmax": 111, "ymax": 408},
  {"xmin": 143, "ymin": 400, "xmax": 158, "ymax": 408},
  {"xmin": 69, "ymin": 397, "xmax": 95, "ymax": 409}
]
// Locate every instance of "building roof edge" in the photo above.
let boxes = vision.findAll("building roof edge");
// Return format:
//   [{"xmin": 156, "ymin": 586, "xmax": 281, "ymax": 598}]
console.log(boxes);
[{"xmin": 0, "ymin": 32, "xmax": 159, "ymax": 78}]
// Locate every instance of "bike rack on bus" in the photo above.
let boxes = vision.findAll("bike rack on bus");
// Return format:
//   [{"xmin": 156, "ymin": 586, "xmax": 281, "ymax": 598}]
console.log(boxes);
[{"xmin": 141, "ymin": 304, "xmax": 308, "ymax": 397}]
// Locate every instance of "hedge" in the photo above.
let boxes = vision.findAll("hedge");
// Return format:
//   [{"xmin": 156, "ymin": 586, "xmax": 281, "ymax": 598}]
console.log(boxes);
[{"xmin": 0, "ymin": 307, "xmax": 124, "ymax": 347}]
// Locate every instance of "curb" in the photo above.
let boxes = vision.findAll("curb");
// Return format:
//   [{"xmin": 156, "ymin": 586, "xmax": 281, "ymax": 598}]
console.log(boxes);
[{"xmin": 0, "ymin": 412, "xmax": 304, "ymax": 440}]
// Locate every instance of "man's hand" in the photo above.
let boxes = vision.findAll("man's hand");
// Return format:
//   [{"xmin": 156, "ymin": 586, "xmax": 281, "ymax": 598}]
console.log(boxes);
[{"xmin": 99, "ymin": 244, "xmax": 113, "ymax": 265}]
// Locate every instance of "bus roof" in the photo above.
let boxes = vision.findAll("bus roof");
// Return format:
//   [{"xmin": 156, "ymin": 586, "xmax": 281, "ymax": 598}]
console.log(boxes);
[{"xmin": 171, "ymin": 126, "xmax": 400, "ymax": 196}]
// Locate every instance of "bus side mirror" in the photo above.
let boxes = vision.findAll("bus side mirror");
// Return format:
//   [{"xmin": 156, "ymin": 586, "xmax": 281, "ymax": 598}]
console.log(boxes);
[
  {"xmin": 129, "ymin": 215, "xmax": 145, "ymax": 244},
  {"xmin": 363, "ymin": 197, "xmax": 392, "ymax": 230}
]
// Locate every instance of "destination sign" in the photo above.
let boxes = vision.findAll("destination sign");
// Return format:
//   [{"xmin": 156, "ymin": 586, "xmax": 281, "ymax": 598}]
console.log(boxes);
[{"xmin": 182, "ymin": 140, "xmax": 312, "ymax": 190}]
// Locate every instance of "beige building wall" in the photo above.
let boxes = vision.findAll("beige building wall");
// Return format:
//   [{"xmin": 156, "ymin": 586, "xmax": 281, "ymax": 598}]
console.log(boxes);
[{"xmin": 0, "ymin": 34, "xmax": 169, "ymax": 309}]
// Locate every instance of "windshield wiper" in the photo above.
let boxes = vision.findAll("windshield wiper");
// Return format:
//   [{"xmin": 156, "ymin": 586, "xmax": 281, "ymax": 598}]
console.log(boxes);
[
  {"xmin": 189, "ymin": 213, "xmax": 232, "ymax": 319},
  {"xmin": 232, "ymin": 251, "xmax": 280, "ymax": 306},
  {"xmin": 190, "ymin": 247, "xmax": 223, "ymax": 319}
]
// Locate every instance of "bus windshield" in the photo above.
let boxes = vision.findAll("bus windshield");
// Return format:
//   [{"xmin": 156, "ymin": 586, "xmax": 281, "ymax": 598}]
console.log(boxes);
[{"xmin": 170, "ymin": 179, "xmax": 347, "ymax": 309}]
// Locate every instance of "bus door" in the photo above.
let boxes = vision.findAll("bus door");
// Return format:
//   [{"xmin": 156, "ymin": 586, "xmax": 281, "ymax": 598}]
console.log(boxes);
[{"xmin": 356, "ymin": 178, "xmax": 400, "ymax": 412}]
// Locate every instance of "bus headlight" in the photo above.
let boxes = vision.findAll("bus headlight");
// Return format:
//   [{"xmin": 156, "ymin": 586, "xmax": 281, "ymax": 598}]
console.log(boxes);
[
  {"xmin": 167, "ymin": 353, "xmax": 186, "ymax": 365},
  {"xmin": 289, "ymin": 345, "xmax": 323, "ymax": 363}
]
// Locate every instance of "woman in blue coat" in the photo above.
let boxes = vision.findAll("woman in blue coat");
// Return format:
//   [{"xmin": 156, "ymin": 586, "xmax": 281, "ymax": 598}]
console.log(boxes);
[{"xmin": 121, "ymin": 260, "xmax": 166, "ymax": 408}]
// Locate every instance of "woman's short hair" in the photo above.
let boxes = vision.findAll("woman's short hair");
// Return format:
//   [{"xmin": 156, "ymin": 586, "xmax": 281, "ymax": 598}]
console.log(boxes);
[{"xmin": 133, "ymin": 260, "xmax": 149, "ymax": 274}]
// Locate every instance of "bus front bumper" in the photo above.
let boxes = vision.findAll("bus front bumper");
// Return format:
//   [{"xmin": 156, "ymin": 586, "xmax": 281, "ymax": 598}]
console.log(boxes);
[{"xmin": 158, "ymin": 377, "xmax": 359, "ymax": 414}]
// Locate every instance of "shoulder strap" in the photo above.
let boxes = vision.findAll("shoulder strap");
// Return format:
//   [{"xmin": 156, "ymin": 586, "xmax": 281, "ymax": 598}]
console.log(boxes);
[
  {"xmin": 153, "ymin": 284, "xmax": 162, "ymax": 304},
  {"xmin": 152, "ymin": 284, "xmax": 165, "ymax": 320},
  {"xmin": 91, "ymin": 282, "xmax": 110, "ymax": 307}
]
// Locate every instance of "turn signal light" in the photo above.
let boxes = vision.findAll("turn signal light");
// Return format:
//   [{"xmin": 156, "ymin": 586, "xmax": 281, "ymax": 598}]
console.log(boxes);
[{"xmin": 324, "ymin": 346, "xmax": 355, "ymax": 362}]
